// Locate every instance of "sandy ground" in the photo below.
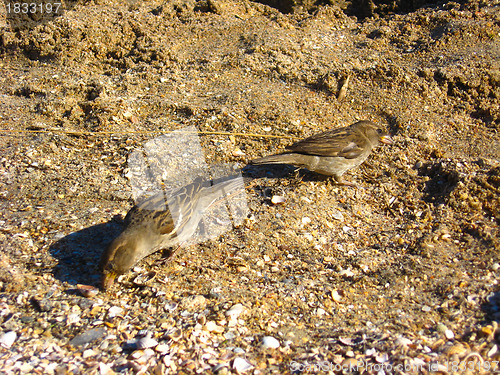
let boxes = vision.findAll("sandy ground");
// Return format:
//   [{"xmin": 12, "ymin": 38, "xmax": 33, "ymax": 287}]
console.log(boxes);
[{"xmin": 0, "ymin": 0, "xmax": 499, "ymax": 374}]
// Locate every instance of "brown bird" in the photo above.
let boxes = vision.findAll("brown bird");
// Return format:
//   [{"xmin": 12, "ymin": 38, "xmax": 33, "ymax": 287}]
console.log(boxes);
[
  {"xmin": 100, "ymin": 176, "xmax": 245, "ymax": 290},
  {"xmin": 250, "ymin": 120, "xmax": 392, "ymax": 186}
]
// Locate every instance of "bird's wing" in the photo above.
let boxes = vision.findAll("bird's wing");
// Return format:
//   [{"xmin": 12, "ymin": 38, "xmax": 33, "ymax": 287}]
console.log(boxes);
[
  {"xmin": 125, "ymin": 177, "xmax": 206, "ymax": 236},
  {"xmin": 286, "ymin": 127, "xmax": 368, "ymax": 159}
]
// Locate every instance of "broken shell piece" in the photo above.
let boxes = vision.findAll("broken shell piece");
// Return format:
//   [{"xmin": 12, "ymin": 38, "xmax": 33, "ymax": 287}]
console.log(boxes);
[
  {"xmin": 77, "ymin": 284, "xmax": 99, "ymax": 298},
  {"xmin": 133, "ymin": 271, "xmax": 156, "ymax": 286},
  {"xmin": 164, "ymin": 301, "xmax": 178, "ymax": 312},
  {"xmin": 135, "ymin": 336, "xmax": 159, "ymax": 350},
  {"xmin": 271, "ymin": 195, "xmax": 286, "ymax": 205},
  {"xmin": 232, "ymin": 357, "xmax": 254, "ymax": 373},
  {"xmin": 232, "ymin": 148, "xmax": 245, "ymax": 157},
  {"xmin": 0, "ymin": 331, "xmax": 16, "ymax": 349},
  {"xmin": 197, "ymin": 314, "xmax": 206, "ymax": 325},
  {"xmin": 166, "ymin": 328, "xmax": 182, "ymax": 342}
]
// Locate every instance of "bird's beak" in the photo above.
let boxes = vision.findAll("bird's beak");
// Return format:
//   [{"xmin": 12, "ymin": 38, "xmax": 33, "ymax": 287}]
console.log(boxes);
[
  {"xmin": 102, "ymin": 271, "xmax": 117, "ymax": 291},
  {"xmin": 380, "ymin": 135, "xmax": 393, "ymax": 145}
]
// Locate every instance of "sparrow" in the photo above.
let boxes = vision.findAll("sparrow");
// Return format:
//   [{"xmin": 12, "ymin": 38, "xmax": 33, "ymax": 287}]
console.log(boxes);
[
  {"xmin": 250, "ymin": 120, "xmax": 392, "ymax": 186},
  {"xmin": 100, "ymin": 176, "xmax": 245, "ymax": 290}
]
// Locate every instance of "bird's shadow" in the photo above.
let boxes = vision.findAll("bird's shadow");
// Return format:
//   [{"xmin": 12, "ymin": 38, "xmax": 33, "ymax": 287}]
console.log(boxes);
[{"xmin": 48, "ymin": 216, "xmax": 124, "ymax": 287}]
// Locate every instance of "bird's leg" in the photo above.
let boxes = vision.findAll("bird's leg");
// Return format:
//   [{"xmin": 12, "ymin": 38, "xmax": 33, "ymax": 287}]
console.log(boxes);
[
  {"xmin": 293, "ymin": 167, "xmax": 303, "ymax": 182},
  {"xmin": 333, "ymin": 175, "xmax": 357, "ymax": 188}
]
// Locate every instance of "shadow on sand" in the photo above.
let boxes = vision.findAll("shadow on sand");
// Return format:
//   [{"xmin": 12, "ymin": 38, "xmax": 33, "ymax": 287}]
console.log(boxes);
[{"xmin": 48, "ymin": 217, "xmax": 123, "ymax": 287}]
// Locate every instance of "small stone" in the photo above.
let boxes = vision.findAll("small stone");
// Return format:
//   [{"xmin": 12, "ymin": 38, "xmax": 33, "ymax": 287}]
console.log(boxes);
[
  {"xmin": 342, "ymin": 357, "xmax": 357, "ymax": 367},
  {"xmin": 77, "ymin": 284, "xmax": 99, "ymax": 298},
  {"xmin": 69, "ymin": 327, "xmax": 106, "ymax": 347},
  {"xmin": 261, "ymin": 336, "xmax": 280, "ymax": 349},
  {"xmin": 181, "ymin": 295, "xmax": 206, "ymax": 311}
]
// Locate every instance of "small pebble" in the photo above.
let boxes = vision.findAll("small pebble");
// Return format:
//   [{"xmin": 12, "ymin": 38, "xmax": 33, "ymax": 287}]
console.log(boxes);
[{"xmin": 69, "ymin": 327, "xmax": 106, "ymax": 347}]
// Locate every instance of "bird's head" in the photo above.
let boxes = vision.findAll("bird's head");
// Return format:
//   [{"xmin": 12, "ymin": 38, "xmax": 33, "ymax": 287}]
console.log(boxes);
[
  {"xmin": 99, "ymin": 232, "xmax": 145, "ymax": 290},
  {"xmin": 354, "ymin": 121, "xmax": 393, "ymax": 146}
]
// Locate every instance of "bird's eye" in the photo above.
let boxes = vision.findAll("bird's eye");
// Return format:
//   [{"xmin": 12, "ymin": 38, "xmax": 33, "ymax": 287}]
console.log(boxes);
[
  {"xmin": 104, "ymin": 261, "xmax": 114, "ymax": 271},
  {"xmin": 377, "ymin": 128, "xmax": 383, "ymax": 134}
]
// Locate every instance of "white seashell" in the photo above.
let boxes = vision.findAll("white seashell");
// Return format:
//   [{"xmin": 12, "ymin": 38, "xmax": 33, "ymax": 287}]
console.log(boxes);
[
  {"xmin": 232, "ymin": 357, "xmax": 254, "ymax": 373},
  {"xmin": 107, "ymin": 306, "xmax": 124, "ymax": 318},
  {"xmin": 331, "ymin": 210, "xmax": 344, "ymax": 221},
  {"xmin": 375, "ymin": 353, "xmax": 389, "ymax": 363},
  {"xmin": 395, "ymin": 336, "xmax": 412, "ymax": 347},
  {"xmin": 82, "ymin": 349, "xmax": 97, "ymax": 358},
  {"xmin": 0, "ymin": 331, "xmax": 16, "ymax": 349},
  {"xmin": 133, "ymin": 271, "xmax": 156, "ymax": 286},
  {"xmin": 77, "ymin": 284, "xmax": 99, "ymax": 298},
  {"xmin": 155, "ymin": 343, "xmax": 170, "ymax": 354},
  {"xmin": 136, "ymin": 336, "xmax": 159, "ymax": 349},
  {"xmin": 225, "ymin": 303, "xmax": 245, "ymax": 319},
  {"xmin": 164, "ymin": 301, "xmax": 178, "ymax": 312},
  {"xmin": 444, "ymin": 329, "xmax": 454, "ymax": 340},
  {"xmin": 66, "ymin": 313, "xmax": 80, "ymax": 325},
  {"xmin": 261, "ymin": 336, "xmax": 280, "ymax": 349},
  {"xmin": 205, "ymin": 321, "xmax": 224, "ymax": 333},
  {"xmin": 167, "ymin": 328, "xmax": 182, "ymax": 342},
  {"xmin": 99, "ymin": 363, "xmax": 114, "ymax": 375},
  {"xmin": 271, "ymin": 195, "xmax": 286, "ymax": 205}
]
